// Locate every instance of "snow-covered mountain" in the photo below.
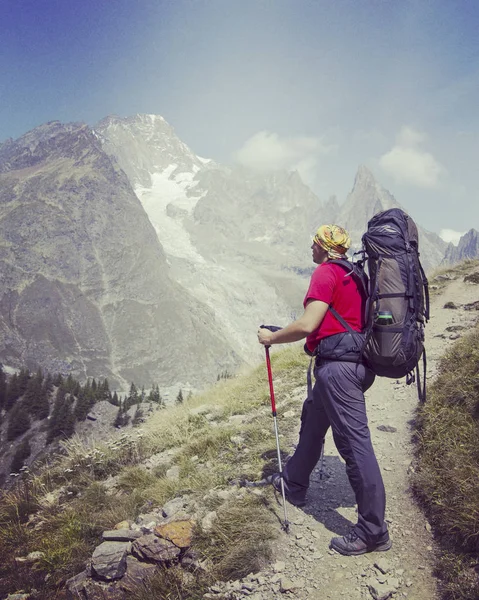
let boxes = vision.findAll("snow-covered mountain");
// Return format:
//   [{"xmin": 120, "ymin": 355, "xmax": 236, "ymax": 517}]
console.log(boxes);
[
  {"xmin": 0, "ymin": 114, "xmax": 451, "ymax": 390},
  {"xmin": 96, "ymin": 115, "xmax": 321, "ymax": 364}
]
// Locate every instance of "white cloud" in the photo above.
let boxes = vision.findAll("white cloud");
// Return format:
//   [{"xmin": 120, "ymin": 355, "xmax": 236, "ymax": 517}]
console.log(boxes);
[
  {"xmin": 396, "ymin": 126, "xmax": 426, "ymax": 147},
  {"xmin": 379, "ymin": 126, "xmax": 445, "ymax": 189},
  {"xmin": 234, "ymin": 131, "xmax": 334, "ymax": 188},
  {"xmin": 439, "ymin": 228, "xmax": 466, "ymax": 245}
]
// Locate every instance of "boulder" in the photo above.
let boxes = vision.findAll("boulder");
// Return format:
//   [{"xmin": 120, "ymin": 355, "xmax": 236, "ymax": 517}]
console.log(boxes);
[
  {"xmin": 154, "ymin": 519, "xmax": 195, "ymax": 548},
  {"xmin": 131, "ymin": 534, "xmax": 181, "ymax": 563},
  {"xmin": 91, "ymin": 541, "xmax": 130, "ymax": 581}
]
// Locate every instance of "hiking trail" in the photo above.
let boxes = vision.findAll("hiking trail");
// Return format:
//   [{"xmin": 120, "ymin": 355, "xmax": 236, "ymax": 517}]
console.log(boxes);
[{"xmin": 215, "ymin": 274, "xmax": 479, "ymax": 600}]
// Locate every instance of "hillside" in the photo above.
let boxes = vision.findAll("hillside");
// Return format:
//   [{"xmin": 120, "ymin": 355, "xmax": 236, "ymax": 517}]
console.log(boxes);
[{"xmin": 1, "ymin": 269, "xmax": 478, "ymax": 600}]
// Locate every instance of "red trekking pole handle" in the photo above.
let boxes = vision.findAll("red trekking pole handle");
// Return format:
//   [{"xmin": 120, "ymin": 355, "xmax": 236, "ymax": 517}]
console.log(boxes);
[{"xmin": 260, "ymin": 324, "xmax": 282, "ymax": 416}]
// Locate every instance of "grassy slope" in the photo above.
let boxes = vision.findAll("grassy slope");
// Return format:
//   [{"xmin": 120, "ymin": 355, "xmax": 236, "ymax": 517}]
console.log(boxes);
[
  {"xmin": 0, "ymin": 346, "xmax": 307, "ymax": 599},
  {"xmin": 412, "ymin": 260, "xmax": 479, "ymax": 600},
  {"xmin": 2, "ymin": 260, "xmax": 479, "ymax": 599}
]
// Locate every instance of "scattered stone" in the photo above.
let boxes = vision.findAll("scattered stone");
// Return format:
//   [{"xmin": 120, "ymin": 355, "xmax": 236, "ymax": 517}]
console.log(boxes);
[
  {"xmin": 280, "ymin": 578, "xmax": 304, "ymax": 592},
  {"xmin": 228, "ymin": 414, "xmax": 247, "ymax": 425},
  {"xmin": 114, "ymin": 520, "xmax": 130, "ymax": 530},
  {"xmin": 445, "ymin": 325, "xmax": 466, "ymax": 332},
  {"xmin": 377, "ymin": 425, "xmax": 397, "ymax": 433},
  {"xmin": 154, "ymin": 519, "xmax": 195, "ymax": 548},
  {"xmin": 162, "ymin": 496, "xmax": 189, "ymax": 517},
  {"xmin": 66, "ymin": 571, "xmax": 89, "ymax": 598},
  {"xmin": 387, "ymin": 577, "xmax": 400, "ymax": 589},
  {"xmin": 5, "ymin": 594, "xmax": 31, "ymax": 600},
  {"xmin": 166, "ymin": 466, "xmax": 180, "ymax": 480},
  {"xmin": 131, "ymin": 534, "xmax": 180, "ymax": 563},
  {"xmin": 425, "ymin": 521, "xmax": 432, "ymax": 533},
  {"xmin": 91, "ymin": 541, "xmax": 130, "ymax": 581},
  {"xmin": 374, "ymin": 558, "xmax": 392, "ymax": 574},
  {"xmin": 181, "ymin": 548, "xmax": 209, "ymax": 574},
  {"xmin": 434, "ymin": 273, "xmax": 457, "ymax": 281},
  {"xmin": 201, "ymin": 511, "xmax": 217, "ymax": 531},
  {"xmin": 102, "ymin": 529, "xmax": 143, "ymax": 542},
  {"xmin": 464, "ymin": 300, "xmax": 479, "ymax": 311},
  {"xmin": 464, "ymin": 272, "xmax": 479, "ymax": 284},
  {"xmin": 273, "ymin": 561, "xmax": 286, "ymax": 573},
  {"xmin": 14, "ymin": 551, "xmax": 45, "ymax": 565},
  {"xmin": 119, "ymin": 556, "xmax": 157, "ymax": 593},
  {"xmin": 283, "ymin": 410, "xmax": 295, "ymax": 418},
  {"xmin": 368, "ymin": 580, "xmax": 397, "ymax": 600},
  {"xmin": 443, "ymin": 301, "xmax": 457, "ymax": 309},
  {"xmin": 230, "ymin": 435, "xmax": 245, "ymax": 445}
]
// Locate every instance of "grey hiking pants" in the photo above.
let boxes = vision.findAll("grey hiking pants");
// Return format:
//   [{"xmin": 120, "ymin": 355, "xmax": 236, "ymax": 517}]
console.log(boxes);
[{"xmin": 283, "ymin": 360, "xmax": 388, "ymax": 544}]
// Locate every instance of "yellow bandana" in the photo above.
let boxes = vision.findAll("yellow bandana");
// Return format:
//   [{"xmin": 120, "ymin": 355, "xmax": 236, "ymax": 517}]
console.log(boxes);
[{"xmin": 313, "ymin": 225, "xmax": 351, "ymax": 259}]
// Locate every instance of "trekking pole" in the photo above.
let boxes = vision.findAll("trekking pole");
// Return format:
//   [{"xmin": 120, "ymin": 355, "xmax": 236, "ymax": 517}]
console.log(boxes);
[
  {"xmin": 260, "ymin": 324, "xmax": 290, "ymax": 533},
  {"xmin": 317, "ymin": 438, "xmax": 325, "ymax": 479}
]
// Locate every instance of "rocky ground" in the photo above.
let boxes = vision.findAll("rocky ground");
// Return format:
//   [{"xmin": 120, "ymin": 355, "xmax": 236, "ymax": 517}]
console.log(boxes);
[{"xmin": 205, "ymin": 272, "xmax": 479, "ymax": 600}]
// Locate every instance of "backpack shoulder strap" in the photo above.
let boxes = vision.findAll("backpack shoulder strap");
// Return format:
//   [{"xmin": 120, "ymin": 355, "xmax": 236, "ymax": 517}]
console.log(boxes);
[
  {"xmin": 326, "ymin": 258, "xmax": 370, "ymax": 330},
  {"xmin": 326, "ymin": 259, "xmax": 369, "ymax": 297}
]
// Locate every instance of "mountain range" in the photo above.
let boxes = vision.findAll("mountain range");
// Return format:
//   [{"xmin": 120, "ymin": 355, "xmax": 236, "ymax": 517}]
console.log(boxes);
[{"xmin": 0, "ymin": 114, "xmax": 475, "ymax": 391}]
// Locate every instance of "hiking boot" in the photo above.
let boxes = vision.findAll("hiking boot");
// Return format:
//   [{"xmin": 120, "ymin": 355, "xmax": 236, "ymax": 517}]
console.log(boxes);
[
  {"xmin": 270, "ymin": 473, "xmax": 307, "ymax": 508},
  {"xmin": 330, "ymin": 530, "xmax": 392, "ymax": 556}
]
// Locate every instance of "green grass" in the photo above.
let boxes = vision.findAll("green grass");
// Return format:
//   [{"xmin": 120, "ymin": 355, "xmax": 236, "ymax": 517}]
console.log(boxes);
[
  {"xmin": 413, "ymin": 319, "xmax": 479, "ymax": 599},
  {"xmin": 0, "ymin": 345, "xmax": 307, "ymax": 599}
]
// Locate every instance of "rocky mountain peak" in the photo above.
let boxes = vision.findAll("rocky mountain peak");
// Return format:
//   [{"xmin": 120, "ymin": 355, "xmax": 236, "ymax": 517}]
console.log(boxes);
[
  {"xmin": 443, "ymin": 228, "xmax": 479, "ymax": 264},
  {"xmin": 95, "ymin": 114, "xmax": 205, "ymax": 188},
  {"xmin": 0, "ymin": 121, "xmax": 95, "ymax": 173},
  {"xmin": 338, "ymin": 166, "xmax": 399, "ymax": 240},
  {"xmin": 353, "ymin": 164, "xmax": 377, "ymax": 190}
]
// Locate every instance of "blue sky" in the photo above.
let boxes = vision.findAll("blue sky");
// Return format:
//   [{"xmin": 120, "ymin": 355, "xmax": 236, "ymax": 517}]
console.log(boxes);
[{"xmin": 1, "ymin": 0, "xmax": 478, "ymax": 240}]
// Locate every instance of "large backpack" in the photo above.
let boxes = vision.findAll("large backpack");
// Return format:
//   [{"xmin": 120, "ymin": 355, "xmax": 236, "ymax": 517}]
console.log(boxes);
[{"xmin": 328, "ymin": 208, "xmax": 430, "ymax": 400}]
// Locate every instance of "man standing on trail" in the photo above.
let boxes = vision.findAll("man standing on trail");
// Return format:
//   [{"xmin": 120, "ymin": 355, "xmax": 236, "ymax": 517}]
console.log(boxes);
[{"xmin": 257, "ymin": 225, "xmax": 391, "ymax": 556}]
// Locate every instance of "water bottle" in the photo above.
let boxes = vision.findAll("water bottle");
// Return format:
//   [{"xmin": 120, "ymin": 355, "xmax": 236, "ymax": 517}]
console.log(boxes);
[{"xmin": 376, "ymin": 311, "xmax": 393, "ymax": 325}]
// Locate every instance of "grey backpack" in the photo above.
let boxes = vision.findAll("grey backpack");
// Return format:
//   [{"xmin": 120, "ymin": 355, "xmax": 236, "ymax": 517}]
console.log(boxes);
[{"xmin": 328, "ymin": 208, "xmax": 430, "ymax": 400}]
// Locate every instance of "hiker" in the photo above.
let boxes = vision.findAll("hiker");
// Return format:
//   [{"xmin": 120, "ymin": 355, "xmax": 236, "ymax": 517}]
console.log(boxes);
[{"xmin": 257, "ymin": 224, "xmax": 391, "ymax": 556}]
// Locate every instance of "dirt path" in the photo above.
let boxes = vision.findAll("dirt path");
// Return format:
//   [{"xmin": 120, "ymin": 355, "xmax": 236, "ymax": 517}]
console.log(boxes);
[{"xmin": 238, "ymin": 275, "xmax": 479, "ymax": 600}]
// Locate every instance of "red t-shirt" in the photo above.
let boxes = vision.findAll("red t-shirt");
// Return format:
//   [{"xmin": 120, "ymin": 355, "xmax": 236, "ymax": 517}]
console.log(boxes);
[{"xmin": 303, "ymin": 261, "xmax": 365, "ymax": 353}]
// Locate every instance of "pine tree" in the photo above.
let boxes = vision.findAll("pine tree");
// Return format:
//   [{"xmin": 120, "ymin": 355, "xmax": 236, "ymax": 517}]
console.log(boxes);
[
  {"xmin": 43, "ymin": 373, "xmax": 54, "ymax": 396},
  {"xmin": 53, "ymin": 373, "xmax": 63, "ymax": 387},
  {"xmin": 124, "ymin": 382, "xmax": 139, "ymax": 411},
  {"xmin": 47, "ymin": 390, "xmax": 75, "ymax": 444},
  {"xmin": 100, "ymin": 378, "xmax": 111, "ymax": 401},
  {"xmin": 129, "ymin": 382, "xmax": 139, "ymax": 403},
  {"xmin": 110, "ymin": 391, "xmax": 120, "ymax": 406},
  {"xmin": 65, "ymin": 373, "xmax": 75, "ymax": 393},
  {"xmin": 132, "ymin": 404, "xmax": 144, "ymax": 426},
  {"xmin": 17, "ymin": 368, "xmax": 30, "ymax": 395},
  {"xmin": 176, "ymin": 388, "xmax": 184, "ymax": 405},
  {"xmin": 5, "ymin": 373, "xmax": 21, "ymax": 411},
  {"xmin": 23, "ymin": 372, "xmax": 44, "ymax": 419},
  {"xmin": 74, "ymin": 389, "xmax": 90, "ymax": 421},
  {"xmin": 7, "ymin": 403, "xmax": 31, "ymax": 440},
  {"xmin": 10, "ymin": 438, "xmax": 31, "ymax": 473},
  {"xmin": 113, "ymin": 403, "xmax": 130, "ymax": 428},
  {"xmin": 147, "ymin": 384, "xmax": 162, "ymax": 405}
]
